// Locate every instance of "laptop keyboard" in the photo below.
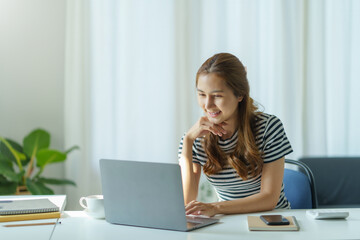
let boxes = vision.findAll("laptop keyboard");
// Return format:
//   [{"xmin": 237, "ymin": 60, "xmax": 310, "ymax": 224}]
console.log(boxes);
[{"xmin": 186, "ymin": 218, "xmax": 203, "ymax": 224}]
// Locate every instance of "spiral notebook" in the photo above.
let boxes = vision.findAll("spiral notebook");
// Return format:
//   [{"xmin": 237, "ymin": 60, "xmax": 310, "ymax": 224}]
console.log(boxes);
[{"xmin": 0, "ymin": 198, "xmax": 59, "ymax": 215}]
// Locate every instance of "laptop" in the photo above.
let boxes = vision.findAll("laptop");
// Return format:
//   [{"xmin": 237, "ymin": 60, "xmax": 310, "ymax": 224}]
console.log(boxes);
[{"xmin": 99, "ymin": 159, "xmax": 219, "ymax": 231}]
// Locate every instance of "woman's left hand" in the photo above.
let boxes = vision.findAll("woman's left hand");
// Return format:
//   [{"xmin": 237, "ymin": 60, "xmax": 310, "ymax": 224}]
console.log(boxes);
[{"xmin": 185, "ymin": 200, "xmax": 218, "ymax": 217}]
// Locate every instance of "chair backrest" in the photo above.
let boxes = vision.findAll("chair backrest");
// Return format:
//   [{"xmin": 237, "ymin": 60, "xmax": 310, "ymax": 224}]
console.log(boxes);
[
  {"xmin": 299, "ymin": 157, "xmax": 360, "ymax": 208},
  {"xmin": 283, "ymin": 159, "xmax": 318, "ymax": 209}
]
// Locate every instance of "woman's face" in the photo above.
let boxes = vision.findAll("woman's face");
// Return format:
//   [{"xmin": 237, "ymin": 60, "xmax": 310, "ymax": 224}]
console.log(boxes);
[{"xmin": 197, "ymin": 73, "xmax": 243, "ymax": 126}]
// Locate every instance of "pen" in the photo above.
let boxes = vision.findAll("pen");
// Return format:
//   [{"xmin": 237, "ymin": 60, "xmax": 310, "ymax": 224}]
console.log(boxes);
[{"xmin": 3, "ymin": 221, "xmax": 61, "ymax": 227}]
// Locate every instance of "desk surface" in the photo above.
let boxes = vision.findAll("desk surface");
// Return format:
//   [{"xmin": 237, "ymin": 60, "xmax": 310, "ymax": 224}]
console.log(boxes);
[
  {"xmin": 1, "ymin": 194, "xmax": 359, "ymax": 240},
  {"xmin": 50, "ymin": 208, "xmax": 360, "ymax": 240}
]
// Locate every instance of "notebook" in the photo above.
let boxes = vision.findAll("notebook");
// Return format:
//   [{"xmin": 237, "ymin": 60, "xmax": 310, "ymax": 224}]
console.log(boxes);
[
  {"xmin": 100, "ymin": 159, "xmax": 220, "ymax": 232},
  {"xmin": 0, "ymin": 198, "xmax": 59, "ymax": 215},
  {"xmin": 0, "ymin": 211, "xmax": 61, "ymax": 222},
  {"xmin": 247, "ymin": 216, "xmax": 300, "ymax": 231}
]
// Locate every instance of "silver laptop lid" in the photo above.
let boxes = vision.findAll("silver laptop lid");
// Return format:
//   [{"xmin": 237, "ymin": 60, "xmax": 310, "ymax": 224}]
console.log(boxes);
[{"xmin": 100, "ymin": 159, "xmax": 188, "ymax": 231}]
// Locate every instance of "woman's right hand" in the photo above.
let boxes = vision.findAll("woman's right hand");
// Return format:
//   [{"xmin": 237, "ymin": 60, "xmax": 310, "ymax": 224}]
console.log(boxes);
[{"xmin": 185, "ymin": 116, "xmax": 227, "ymax": 143}]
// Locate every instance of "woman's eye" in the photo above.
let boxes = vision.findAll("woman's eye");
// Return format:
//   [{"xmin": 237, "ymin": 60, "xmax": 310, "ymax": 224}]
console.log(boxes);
[
  {"xmin": 198, "ymin": 93, "xmax": 206, "ymax": 97},
  {"xmin": 214, "ymin": 95, "xmax": 222, "ymax": 98}
]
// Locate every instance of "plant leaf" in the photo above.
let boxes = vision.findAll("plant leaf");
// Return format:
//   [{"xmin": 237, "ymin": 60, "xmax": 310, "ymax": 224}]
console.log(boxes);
[
  {"xmin": 0, "ymin": 179, "xmax": 17, "ymax": 195},
  {"xmin": 23, "ymin": 129, "xmax": 50, "ymax": 159},
  {"xmin": 0, "ymin": 161, "xmax": 24, "ymax": 182},
  {"xmin": 0, "ymin": 139, "xmax": 17, "ymax": 161},
  {"xmin": 0, "ymin": 151, "xmax": 7, "ymax": 161},
  {"xmin": 26, "ymin": 178, "xmax": 54, "ymax": 195},
  {"xmin": 0, "ymin": 138, "xmax": 27, "ymax": 164},
  {"xmin": 6, "ymin": 139, "xmax": 30, "ymax": 165},
  {"xmin": 0, "ymin": 174, "xmax": 7, "ymax": 182},
  {"xmin": 36, "ymin": 149, "xmax": 66, "ymax": 168},
  {"xmin": 37, "ymin": 177, "xmax": 76, "ymax": 186},
  {"xmin": 64, "ymin": 145, "xmax": 80, "ymax": 155},
  {"xmin": 4, "ymin": 138, "xmax": 23, "ymax": 155}
]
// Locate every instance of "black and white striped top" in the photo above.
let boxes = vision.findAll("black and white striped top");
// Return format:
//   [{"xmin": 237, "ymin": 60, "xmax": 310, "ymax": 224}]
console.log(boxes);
[{"xmin": 178, "ymin": 113, "xmax": 293, "ymax": 209}]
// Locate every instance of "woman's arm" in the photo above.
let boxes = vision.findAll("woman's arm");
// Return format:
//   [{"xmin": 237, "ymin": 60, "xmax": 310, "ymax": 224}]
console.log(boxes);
[
  {"xmin": 179, "ymin": 135, "xmax": 202, "ymax": 204},
  {"xmin": 179, "ymin": 116, "xmax": 227, "ymax": 205},
  {"xmin": 185, "ymin": 157, "xmax": 285, "ymax": 216}
]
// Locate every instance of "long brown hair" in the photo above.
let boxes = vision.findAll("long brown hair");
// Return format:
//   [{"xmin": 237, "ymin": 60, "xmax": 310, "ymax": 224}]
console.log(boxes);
[{"xmin": 196, "ymin": 53, "xmax": 263, "ymax": 180}]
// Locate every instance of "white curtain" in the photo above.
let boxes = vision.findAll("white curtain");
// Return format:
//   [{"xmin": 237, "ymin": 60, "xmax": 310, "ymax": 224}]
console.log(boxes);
[
  {"xmin": 90, "ymin": 0, "xmax": 179, "ymax": 162},
  {"xmin": 64, "ymin": 0, "xmax": 360, "ymax": 209},
  {"xmin": 304, "ymin": 0, "xmax": 360, "ymax": 156},
  {"xmin": 64, "ymin": 0, "xmax": 94, "ymax": 210}
]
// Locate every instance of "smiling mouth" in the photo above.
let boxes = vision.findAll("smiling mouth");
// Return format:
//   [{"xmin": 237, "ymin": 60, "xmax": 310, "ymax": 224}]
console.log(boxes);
[{"xmin": 208, "ymin": 111, "xmax": 221, "ymax": 118}]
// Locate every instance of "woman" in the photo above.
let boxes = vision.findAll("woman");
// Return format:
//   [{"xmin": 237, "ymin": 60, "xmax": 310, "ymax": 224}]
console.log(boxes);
[{"xmin": 178, "ymin": 53, "xmax": 293, "ymax": 217}]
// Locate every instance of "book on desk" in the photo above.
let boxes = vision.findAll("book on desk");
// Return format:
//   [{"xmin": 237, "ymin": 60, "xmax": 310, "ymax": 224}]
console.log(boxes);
[{"xmin": 0, "ymin": 195, "xmax": 66, "ymax": 222}]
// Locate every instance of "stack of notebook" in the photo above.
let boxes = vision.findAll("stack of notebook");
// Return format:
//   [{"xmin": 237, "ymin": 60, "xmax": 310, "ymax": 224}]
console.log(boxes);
[{"xmin": 0, "ymin": 197, "xmax": 65, "ymax": 222}]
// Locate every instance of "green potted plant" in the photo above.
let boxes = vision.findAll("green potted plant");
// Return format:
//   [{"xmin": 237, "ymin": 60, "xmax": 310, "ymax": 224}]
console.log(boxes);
[{"xmin": 0, "ymin": 128, "xmax": 78, "ymax": 195}]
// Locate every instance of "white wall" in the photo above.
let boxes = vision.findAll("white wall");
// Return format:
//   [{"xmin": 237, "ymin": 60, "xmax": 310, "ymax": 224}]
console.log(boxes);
[{"xmin": 0, "ymin": 0, "xmax": 67, "ymax": 193}]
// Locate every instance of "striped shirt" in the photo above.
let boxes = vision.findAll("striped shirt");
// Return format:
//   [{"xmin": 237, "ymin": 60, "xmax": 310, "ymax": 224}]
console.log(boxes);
[{"xmin": 178, "ymin": 113, "xmax": 293, "ymax": 209}]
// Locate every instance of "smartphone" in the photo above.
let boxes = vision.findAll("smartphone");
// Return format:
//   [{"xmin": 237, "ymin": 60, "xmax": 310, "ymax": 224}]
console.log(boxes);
[{"xmin": 260, "ymin": 215, "xmax": 290, "ymax": 225}]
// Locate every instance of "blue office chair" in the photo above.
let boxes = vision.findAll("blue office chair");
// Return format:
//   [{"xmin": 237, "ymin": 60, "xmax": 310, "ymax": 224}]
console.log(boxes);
[
  {"xmin": 299, "ymin": 157, "xmax": 360, "ymax": 208},
  {"xmin": 283, "ymin": 159, "xmax": 318, "ymax": 209}
]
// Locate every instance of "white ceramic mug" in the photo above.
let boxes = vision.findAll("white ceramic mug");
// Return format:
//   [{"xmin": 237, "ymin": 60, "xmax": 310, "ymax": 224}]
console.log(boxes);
[{"xmin": 79, "ymin": 195, "xmax": 105, "ymax": 219}]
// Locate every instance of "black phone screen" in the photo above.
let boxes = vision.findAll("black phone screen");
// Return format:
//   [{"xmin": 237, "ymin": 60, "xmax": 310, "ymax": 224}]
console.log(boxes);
[{"xmin": 260, "ymin": 215, "xmax": 290, "ymax": 225}]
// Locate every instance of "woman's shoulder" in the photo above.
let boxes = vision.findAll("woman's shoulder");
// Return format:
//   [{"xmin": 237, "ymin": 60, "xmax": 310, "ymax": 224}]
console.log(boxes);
[
  {"xmin": 254, "ymin": 112, "xmax": 282, "ymax": 127},
  {"xmin": 255, "ymin": 112, "xmax": 293, "ymax": 161}
]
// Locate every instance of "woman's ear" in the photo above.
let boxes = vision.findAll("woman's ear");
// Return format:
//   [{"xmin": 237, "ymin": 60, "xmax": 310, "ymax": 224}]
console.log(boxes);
[{"xmin": 238, "ymin": 96, "xmax": 244, "ymax": 102}]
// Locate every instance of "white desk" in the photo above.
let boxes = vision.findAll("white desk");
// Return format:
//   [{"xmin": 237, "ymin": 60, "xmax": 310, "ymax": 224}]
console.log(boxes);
[
  {"xmin": 2, "ymin": 198, "xmax": 360, "ymax": 240},
  {"xmin": 50, "ymin": 208, "xmax": 360, "ymax": 240}
]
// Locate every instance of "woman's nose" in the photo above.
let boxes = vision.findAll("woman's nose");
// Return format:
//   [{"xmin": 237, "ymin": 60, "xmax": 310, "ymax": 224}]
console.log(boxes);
[{"xmin": 205, "ymin": 96, "xmax": 214, "ymax": 109}]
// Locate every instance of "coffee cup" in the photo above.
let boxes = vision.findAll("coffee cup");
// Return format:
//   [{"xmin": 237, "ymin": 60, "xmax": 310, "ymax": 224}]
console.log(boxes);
[{"xmin": 79, "ymin": 195, "xmax": 105, "ymax": 219}]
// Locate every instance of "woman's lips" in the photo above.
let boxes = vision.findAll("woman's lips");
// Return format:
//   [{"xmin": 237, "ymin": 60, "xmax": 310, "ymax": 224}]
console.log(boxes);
[{"xmin": 208, "ymin": 111, "xmax": 221, "ymax": 118}]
